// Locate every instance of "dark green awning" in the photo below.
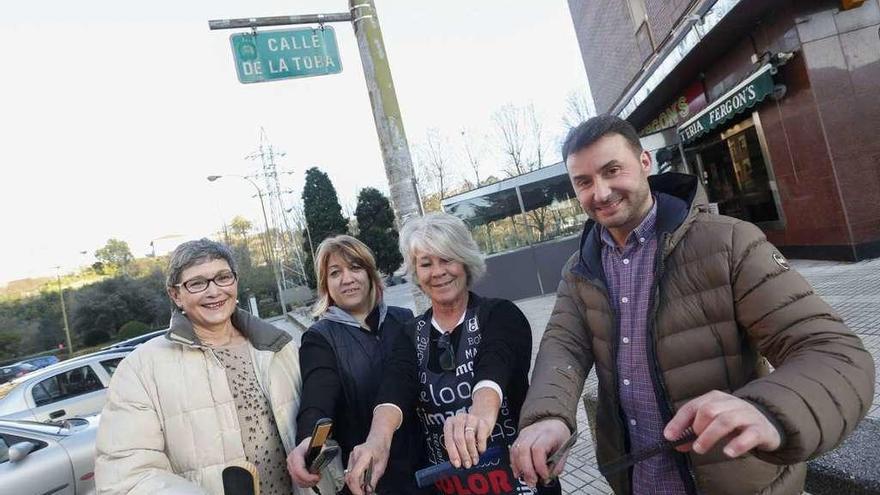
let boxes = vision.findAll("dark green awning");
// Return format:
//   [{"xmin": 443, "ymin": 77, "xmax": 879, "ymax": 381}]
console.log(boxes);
[{"xmin": 678, "ymin": 64, "xmax": 776, "ymax": 144}]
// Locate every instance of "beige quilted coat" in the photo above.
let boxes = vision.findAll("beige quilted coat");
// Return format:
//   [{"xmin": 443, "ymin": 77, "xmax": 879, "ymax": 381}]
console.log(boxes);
[{"xmin": 95, "ymin": 309, "xmax": 339, "ymax": 495}]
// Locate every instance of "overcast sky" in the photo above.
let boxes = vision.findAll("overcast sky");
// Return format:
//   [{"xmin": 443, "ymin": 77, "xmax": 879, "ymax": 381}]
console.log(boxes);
[{"xmin": 0, "ymin": 0, "xmax": 590, "ymax": 284}]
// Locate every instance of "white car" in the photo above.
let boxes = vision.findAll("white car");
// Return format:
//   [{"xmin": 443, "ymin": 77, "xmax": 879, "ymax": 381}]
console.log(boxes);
[
  {"xmin": 0, "ymin": 350, "xmax": 131, "ymax": 422},
  {"xmin": 0, "ymin": 415, "xmax": 99, "ymax": 495}
]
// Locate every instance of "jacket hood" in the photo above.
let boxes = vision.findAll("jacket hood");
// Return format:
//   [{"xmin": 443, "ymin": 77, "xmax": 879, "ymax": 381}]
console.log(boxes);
[
  {"xmin": 573, "ymin": 172, "xmax": 706, "ymax": 282},
  {"xmin": 166, "ymin": 307, "xmax": 292, "ymax": 352},
  {"xmin": 320, "ymin": 302, "xmax": 388, "ymax": 329}
]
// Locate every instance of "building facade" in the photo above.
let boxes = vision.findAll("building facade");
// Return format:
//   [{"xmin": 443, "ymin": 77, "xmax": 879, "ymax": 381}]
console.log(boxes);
[{"xmin": 569, "ymin": 0, "xmax": 880, "ymax": 260}]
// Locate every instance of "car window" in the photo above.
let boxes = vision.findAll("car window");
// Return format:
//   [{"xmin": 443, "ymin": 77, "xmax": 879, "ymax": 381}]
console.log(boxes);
[
  {"xmin": 31, "ymin": 365, "xmax": 104, "ymax": 407},
  {"xmin": 0, "ymin": 435, "xmax": 8, "ymax": 463},
  {"xmin": 100, "ymin": 358, "xmax": 123, "ymax": 376}
]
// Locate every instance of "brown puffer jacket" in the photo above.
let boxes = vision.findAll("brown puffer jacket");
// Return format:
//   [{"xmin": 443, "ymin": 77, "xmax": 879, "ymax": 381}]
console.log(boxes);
[{"xmin": 520, "ymin": 173, "xmax": 875, "ymax": 495}]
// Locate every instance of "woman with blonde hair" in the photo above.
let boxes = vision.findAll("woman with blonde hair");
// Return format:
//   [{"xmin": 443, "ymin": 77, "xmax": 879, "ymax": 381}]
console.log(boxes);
[{"xmin": 287, "ymin": 235, "xmax": 426, "ymax": 494}]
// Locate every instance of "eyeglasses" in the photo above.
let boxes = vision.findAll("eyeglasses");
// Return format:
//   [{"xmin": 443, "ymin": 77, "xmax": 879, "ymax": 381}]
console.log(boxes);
[
  {"xmin": 175, "ymin": 270, "xmax": 237, "ymax": 294},
  {"xmin": 437, "ymin": 332, "xmax": 456, "ymax": 371}
]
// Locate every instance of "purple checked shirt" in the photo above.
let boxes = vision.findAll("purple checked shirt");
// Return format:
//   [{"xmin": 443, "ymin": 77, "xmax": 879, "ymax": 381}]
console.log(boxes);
[{"xmin": 600, "ymin": 199, "xmax": 688, "ymax": 494}]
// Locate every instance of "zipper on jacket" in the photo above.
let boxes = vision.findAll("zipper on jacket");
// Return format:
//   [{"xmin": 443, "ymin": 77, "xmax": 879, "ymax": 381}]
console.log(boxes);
[
  {"xmin": 647, "ymin": 232, "xmax": 699, "ymax": 495},
  {"xmin": 571, "ymin": 268, "xmax": 632, "ymax": 492}
]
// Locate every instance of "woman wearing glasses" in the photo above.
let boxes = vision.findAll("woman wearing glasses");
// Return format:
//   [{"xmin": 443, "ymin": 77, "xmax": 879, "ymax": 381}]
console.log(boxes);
[
  {"xmin": 345, "ymin": 213, "xmax": 559, "ymax": 495},
  {"xmin": 96, "ymin": 238, "xmax": 331, "ymax": 495},
  {"xmin": 286, "ymin": 235, "xmax": 425, "ymax": 494}
]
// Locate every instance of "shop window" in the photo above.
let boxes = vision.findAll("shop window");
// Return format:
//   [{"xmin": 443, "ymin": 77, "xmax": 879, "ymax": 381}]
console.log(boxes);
[
  {"xmin": 445, "ymin": 188, "xmax": 529, "ymax": 255},
  {"xmin": 519, "ymin": 175, "xmax": 584, "ymax": 243},
  {"xmin": 697, "ymin": 119, "xmax": 779, "ymax": 224},
  {"xmin": 444, "ymin": 174, "xmax": 585, "ymax": 256}
]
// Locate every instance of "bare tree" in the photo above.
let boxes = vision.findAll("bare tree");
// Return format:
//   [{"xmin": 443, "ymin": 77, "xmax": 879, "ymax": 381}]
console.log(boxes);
[
  {"xmin": 493, "ymin": 103, "xmax": 558, "ymax": 240},
  {"xmin": 562, "ymin": 89, "xmax": 593, "ymax": 130},
  {"xmin": 526, "ymin": 103, "xmax": 547, "ymax": 169},
  {"xmin": 460, "ymin": 127, "xmax": 485, "ymax": 189},
  {"xmin": 493, "ymin": 104, "xmax": 528, "ymax": 177},
  {"xmin": 419, "ymin": 128, "xmax": 455, "ymax": 200},
  {"xmin": 493, "ymin": 103, "xmax": 550, "ymax": 178}
]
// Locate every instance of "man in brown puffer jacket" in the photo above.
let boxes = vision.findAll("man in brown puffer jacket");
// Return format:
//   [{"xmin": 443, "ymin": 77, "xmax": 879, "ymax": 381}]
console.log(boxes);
[{"xmin": 510, "ymin": 115, "xmax": 875, "ymax": 495}]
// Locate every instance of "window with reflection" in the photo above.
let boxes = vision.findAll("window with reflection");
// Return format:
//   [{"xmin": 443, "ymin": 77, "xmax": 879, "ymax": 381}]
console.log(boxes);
[
  {"xmin": 444, "ymin": 172, "xmax": 584, "ymax": 255},
  {"xmin": 519, "ymin": 175, "xmax": 583, "ymax": 243}
]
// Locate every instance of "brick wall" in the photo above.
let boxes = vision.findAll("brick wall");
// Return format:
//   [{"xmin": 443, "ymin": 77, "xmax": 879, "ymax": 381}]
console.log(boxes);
[
  {"xmin": 645, "ymin": 0, "xmax": 692, "ymax": 48},
  {"xmin": 568, "ymin": 0, "xmax": 642, "ymax": 113},
  {"xmin": 568, "ymin": 0, "xmax": 694, "ymax": 114}
]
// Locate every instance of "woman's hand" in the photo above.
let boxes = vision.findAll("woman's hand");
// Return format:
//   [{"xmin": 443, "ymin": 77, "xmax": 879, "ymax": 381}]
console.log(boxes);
[
  {"xmin": 443, "ymin": 411, "xmax": 494, "ymax": 469},
  {"xmin": 287, "ymin": 437, "xmax": 321, "ymax": 488},
  {"xmin": 345, "ymin": 435, "xmax": 391, "ymax": 495}
]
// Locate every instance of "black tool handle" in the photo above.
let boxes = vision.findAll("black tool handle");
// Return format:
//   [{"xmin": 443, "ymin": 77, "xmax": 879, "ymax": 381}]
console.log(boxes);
[
  {"xmin": 223, "ymin": 463, "xmax": 259, "ymax": 495},
  {"xmin": 600, "ymin": 427, "xmax": 697, "ymax": 475}
]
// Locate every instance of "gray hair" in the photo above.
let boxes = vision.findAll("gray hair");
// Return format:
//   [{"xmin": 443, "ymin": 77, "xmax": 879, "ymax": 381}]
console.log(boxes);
[
  {"xmin": 399, "ymin": 212, "xmax": 486, "ymax": 287},
  {"xmin": 166, "ymin": 238, "xmax": 238, "ymax": 289}
]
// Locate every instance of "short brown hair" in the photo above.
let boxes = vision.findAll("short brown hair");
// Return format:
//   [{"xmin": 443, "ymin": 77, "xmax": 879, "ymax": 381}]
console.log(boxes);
[
  {"xmin": 562, "ymin": 114, "xmax": 642, "ymax": 161},
  {"xmin": 311, "ymin": 235, "xmax": 384, "ymax": 317}
]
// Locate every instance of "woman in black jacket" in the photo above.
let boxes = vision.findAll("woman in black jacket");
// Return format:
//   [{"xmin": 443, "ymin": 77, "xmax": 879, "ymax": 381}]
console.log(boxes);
[{"xmin": 287, "ymin": 235, "xmax": 424, "ymax": 494}]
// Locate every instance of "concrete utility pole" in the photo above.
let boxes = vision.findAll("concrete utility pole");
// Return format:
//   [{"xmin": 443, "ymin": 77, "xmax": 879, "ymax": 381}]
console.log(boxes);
[{"xmin": 348, "ymin": 0, "xmax": 422, "ymax": 224}]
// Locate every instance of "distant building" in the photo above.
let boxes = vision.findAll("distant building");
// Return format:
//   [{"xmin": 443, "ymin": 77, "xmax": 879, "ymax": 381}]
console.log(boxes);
[{"xmin": 568, "ymin": 0, "xmax": 880, "ymax": 260}]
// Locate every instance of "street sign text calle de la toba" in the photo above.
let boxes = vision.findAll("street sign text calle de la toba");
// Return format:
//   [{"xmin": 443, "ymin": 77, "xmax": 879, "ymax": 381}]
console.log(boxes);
[{"xmin": 230, "ymin": 26, "xmax": 342, "ymax": 84}]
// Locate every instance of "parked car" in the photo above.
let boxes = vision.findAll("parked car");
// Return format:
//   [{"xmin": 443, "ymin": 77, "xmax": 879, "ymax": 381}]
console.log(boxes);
[
  {"xmin": 0, "ymin": 349, "xmax": 131, "ymax": 422},
  {"xmin": 0, "ymin": 363, "xmax": 37, "ymax": 385},
  {"xmin": 101, "ymin": 328, "xmax": 166, "ymax": 350},
  {"xmin": 15, "ymin": 355, "xmax": 60, "ymax": 370},
  {"xmin": 0, "ymin": 415, "xmax": 99, "ymax": 495}
]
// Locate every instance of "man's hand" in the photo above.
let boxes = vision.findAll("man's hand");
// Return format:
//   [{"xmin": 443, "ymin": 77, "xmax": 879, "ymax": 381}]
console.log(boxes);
[
  {"xmin": 510, "ymin": 418, "xmax": 570, "ymax": 487},
  {"xmin": 664, "ymin": 390, "xmax": 781, "ymax": 458},
  {"xmin": 287, "ymin": 437, "xmax": 321, "ymax": 488}
]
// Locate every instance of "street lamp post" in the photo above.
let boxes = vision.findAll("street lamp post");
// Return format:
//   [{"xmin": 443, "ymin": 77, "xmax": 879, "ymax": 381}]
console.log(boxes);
[
  {"xmin": 207, "ymin": 175, "xmax": 288, "ymax": 314},
  {"xmin": 54, "ymin": 267, "xmax": 74, "ymax": 357}
]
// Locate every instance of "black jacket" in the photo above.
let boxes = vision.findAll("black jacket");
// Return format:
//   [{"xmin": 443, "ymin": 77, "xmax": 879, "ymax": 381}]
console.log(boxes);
[{"xmin": 298, "ymin": 304, "xmax": 426, "ymax": 494}]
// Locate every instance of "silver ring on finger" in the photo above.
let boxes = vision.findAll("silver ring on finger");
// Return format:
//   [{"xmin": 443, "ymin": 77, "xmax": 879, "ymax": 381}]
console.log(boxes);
[{"xmin": 465, "ymin": 426, "xmax": 476, "ymax": 433}]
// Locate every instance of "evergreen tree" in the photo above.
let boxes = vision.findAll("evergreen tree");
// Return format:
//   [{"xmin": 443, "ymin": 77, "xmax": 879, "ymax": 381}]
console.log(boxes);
[
  {"xmin": 302, "ymin": 167, "xmax": 349, "ymax": 287},
  {"xmin": 355, "ymin": 188, "xmax": 403, "ymax": 276}
]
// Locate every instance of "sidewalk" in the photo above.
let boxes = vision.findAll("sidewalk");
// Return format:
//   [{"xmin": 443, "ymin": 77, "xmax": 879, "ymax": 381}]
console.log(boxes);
[{"xmin": 383, "ymin": 257, "xmax": 880, "ymax": 493}]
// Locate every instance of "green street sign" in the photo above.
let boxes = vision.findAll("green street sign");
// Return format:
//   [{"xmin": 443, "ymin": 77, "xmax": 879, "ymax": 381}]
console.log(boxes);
[{"xmin": 229, "ymin": 27, "xmax": 342, "ymax": 84}]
